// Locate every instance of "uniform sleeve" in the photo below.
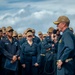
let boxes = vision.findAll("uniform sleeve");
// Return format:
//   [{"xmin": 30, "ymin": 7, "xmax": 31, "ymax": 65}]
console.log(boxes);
[
  {"xmin": 43, "ymin": 38, "xmax": 52, "ymax": 49},
  {"xmin": 37, "ymin": 38, "xmax": 41, "ymax": 44},
  {"xmin": 54, "ymin": 42, "xmax": 58, "ymax": 53},
  {"xmin": 60, "ymin": 32, "xmax": 74, "ymax": 62},
  {"xmin": 16, "ymin": 41, "xmax": 20, "ymax": 57},
  {"xmin": 20, "ymin": 44, "xmax": 25, "ymax": 64},
  {"xmin": 36, "ymin": 43, "xmax": 41, "ymax": 64},
  {"xmin": 1, "ymin": 41, "xmax": 13, "ymax": 60},
  {"xmin": 20, "ymin": 38, "xmax": 26, "ymax": 46},
  {"xmin": 0, "ymin": 41, "xmax": 3, "ymax": 55}
]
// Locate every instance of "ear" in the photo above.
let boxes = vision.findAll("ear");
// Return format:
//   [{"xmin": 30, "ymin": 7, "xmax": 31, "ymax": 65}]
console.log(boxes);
[{"xmin": 63, "ymin": 23, "xmax": 67, "ymax": 27}]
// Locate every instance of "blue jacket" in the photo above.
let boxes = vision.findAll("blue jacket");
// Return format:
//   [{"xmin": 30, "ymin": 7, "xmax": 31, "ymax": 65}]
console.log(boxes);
[
  {"xmin": 57, "ymin": 28, "xmax": 75, "ymax": 62},
  {"xmin": 43, "ymin": 36, "xmax": 55, "ymax": 50},
  {"xmin": 1, "ymin": 37, "xmax": 20, "ymax": 71},
  {"xmin": 33, "ymin": 36, "xmax": 40, "ymax": 44},
  {"xmin": 19, "ymin": 37, "xmax": 26, "ymax": 46},
  {"xmin": 0, "ymin": 40, "xmax": 3, "ymax": 68},
  {"xmin": 20, "ymin": 41, "xmax": 40, "ymax": 64}
]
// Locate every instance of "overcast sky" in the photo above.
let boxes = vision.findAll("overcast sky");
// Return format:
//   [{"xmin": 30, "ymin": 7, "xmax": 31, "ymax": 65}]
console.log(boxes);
[{"xmin": 0, "ymin": 0, "xmax": 75, "ymax": 34}]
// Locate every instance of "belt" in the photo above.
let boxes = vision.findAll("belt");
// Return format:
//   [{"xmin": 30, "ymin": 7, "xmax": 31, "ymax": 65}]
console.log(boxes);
[
  {"xmin": 57, "ymin": 58, "xmax": 73, "ymax": 64},
  {"xmin": 46, "ymin": 51, "xmax": 54, "ymax": 54},
  {"xmin": 40, "ymin": 52, "xmax": 54, "ymax": 57},
  {"xmin": 65, "ymin": 58, "xmax": 73, "ymax": 62},
  {"xmin": 40, "ymin": 54, "xmax": 45, "ymax": 56}
]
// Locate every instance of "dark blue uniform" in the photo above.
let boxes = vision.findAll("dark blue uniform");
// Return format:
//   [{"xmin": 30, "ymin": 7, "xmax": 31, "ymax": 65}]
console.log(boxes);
[
  {"xmin": 19, "ymin": 37, "xmax": 26, "ymax": 46},
  {"xmin": 39, "ymin": 36, "xmax": 56, "ymax": 75},
  {"xmin": 57, "ymin": 28, "xmax": 75, "ymax": 75},
  {"xmin": 20, "ymin": 36, "xmax": 40, "ymax": 46},
  {"xmin": 0, "ymin": 39, "xmax": 4, "ymax": 75},
  {"xmin": 1, "ymin": 37, "xmax": 20, "ymax": 75},
  {"xmin": 38, "ymin": 40, "xmax": 46, "ymax": 75},
  {"xmin": 17, "ymin": 38, "xmax": 23, "ymax": 75},
  {"xmin": 20, "ymin": 41, "xmax": 40, "ymax": 75},
  {"xmin": 33, "ymin": 36, "xmax": 40, "ymax": 44}
]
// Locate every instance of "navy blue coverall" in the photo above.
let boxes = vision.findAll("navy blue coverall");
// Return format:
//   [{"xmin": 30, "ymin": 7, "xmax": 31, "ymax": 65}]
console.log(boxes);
[
  {"xmin": 20, "ymin": 41, "xmax": 40, "ymax": 75},
  {"xmin": 1, "ymin": 37, "xmax": 20, "ymax": 75}
]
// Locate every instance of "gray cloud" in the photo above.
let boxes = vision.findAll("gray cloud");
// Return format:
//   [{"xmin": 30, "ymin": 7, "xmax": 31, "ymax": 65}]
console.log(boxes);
[
  {"xmin": 0, "ymin": 0, "xmax": 75, "ymax": 34},
  {"xmin": 8, "ymin": 0, "xmax": 47, "ymax": 3}
]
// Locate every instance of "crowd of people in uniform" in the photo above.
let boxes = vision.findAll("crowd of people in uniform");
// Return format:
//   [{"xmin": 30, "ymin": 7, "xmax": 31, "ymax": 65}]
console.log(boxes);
[{"xmin": 0, "ymin": 15, "xmax": 75, "ymax": 75}]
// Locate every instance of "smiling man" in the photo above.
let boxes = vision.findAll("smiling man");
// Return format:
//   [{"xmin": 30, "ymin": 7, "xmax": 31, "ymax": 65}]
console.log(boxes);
[{"xmin": 54, "ymin": 16, "xmax": 75, "ymax": 75}]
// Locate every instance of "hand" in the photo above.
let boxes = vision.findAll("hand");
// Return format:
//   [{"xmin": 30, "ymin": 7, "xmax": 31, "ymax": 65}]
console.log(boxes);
[
  {"xmin": 52, "ymin": 44, "xmax": 54, "ymax": 47},
  {"xmin": 34, "ymin": 63, "xmax": 39, "ymax": 67},
  {"xmin": 57, "ymin": 60, "xmax": 63, "ymax": 69},
  {"xmin": 18, "ymin": 57, "xmax": 20, "ymax": 60},
  {"xmin": 11, "ymin": 60, "xmax": 16, "ymax": 63},
  {"xmin": 12, "ymin": 55, "xmax": 17, "ymax": 62},
  {"xmin": 46, "ymin": 48, "xmax": 50, "ymax": 51},
  {"xmin": 22, "ymin": 64, "xmax": 26, "ymax": 68}
]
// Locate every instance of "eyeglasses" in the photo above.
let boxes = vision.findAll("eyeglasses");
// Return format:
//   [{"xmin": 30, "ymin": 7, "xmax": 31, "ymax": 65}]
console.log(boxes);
[
  {"xmin": 18, "ymin": 36, "xmax": 22, "ymax": 37},
  {"xmin": 0, "ymin": 30, "xmax": 2, "ymax": 32},
  {"xmin": 39, "ymin": 34, "xmax": 42, "ymax": 35},
  {"xmin": 13, "ymin": 36, "xmax": 17, "ymax": 38},
  {"xmin": 48, "ymin": 32, "xmax": 52, "ymax": 34},
  {"xmin": 8, "ymin": 30, "xmax": 13, "ymax": 32},
  {"xmin": 3, "ymin": 33, "xmax": 6, "ymax": 35},
  {"xmin": 28, "ymin": 35, "xmax": 33, "ymax": 37}
]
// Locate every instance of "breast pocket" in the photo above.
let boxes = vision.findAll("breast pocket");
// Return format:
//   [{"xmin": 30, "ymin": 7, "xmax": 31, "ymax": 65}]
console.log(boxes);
[
  {"xmin": 13, "ymin": 42, "xmax": 18, "ymax": 50},
  {"xmin": 5, "ymin": 43, "xmax": 10, "ymax": 49}
]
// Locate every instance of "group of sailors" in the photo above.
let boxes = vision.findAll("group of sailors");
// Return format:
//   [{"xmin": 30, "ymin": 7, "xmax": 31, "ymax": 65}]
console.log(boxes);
[{"xmin": 0, "ymin": 15, "xmax": 75, "ymax": 75}]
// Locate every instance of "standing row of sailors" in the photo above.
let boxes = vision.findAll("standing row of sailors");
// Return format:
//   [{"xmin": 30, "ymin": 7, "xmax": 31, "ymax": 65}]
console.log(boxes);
[{"xmin": 0, "ymin": 15, "xmax": 75, "ymax": 75}]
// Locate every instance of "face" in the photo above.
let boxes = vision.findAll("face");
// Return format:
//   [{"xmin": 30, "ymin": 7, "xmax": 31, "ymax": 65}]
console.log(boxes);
[
  {"xmin": 32, "ymin": 32, "xmax": 35, "ymax": 36},
  {"xmin": 38, "ymin": 34, "xmax": 43, "ymax": 38},
  {"xmin": 7, "ymin": 30, "xmax": 13, "ymax": 38},
  {"xmin": 27, "ymin": 35, "xmax": 33, "ymax": 41},
  {"xmin": 23, "ymin": 33, "xmax": 26, "ymax": 38},
  {"xmin": 57, "ymin": 22, "xmax": 65, "ymax": 32},
  {"xmin": 18, "ymin": 36, "xmax": 22, "ymax": 40},
  {"xmin": 13, "ymin": 36, "xmax": 18, "ymax": 39},
  {"xmin": 0, "ymin": 32, "xmax": 2, "ymax": 38},
  {"xmin": 48, "ymin": 32, "xmax": 52, "ymax": 36}
]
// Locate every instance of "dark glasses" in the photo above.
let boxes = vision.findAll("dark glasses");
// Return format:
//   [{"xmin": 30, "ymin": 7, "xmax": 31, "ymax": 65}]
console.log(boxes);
[{"xmin": 28, "ymin": 35, "xmax": 33, "ymax": 37}]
